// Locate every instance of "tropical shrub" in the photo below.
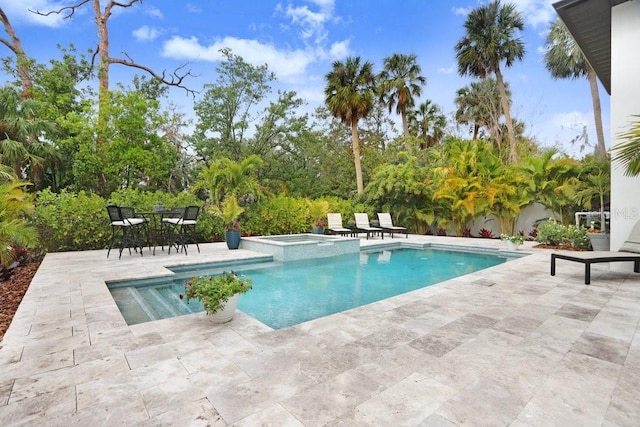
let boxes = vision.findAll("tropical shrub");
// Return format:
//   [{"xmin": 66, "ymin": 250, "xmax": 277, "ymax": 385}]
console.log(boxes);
[
  {"xmin": 244, "ymin": 195, "xmax": 309, "ymax": 235},
  {"xmin": 565, "ymin": 224, "xmax": 590, "ymax": 249},
  {"xmin": 535, "ymin": 218, "xmax": 566, "ymax": 246},
  {"xmin": 33, "ymin": 189, "xmax": 108, "ymax": 252},
  {"xmin": 0, "ymin": 178, "xmax": 38, "ymax": 265},
  {"xmin": 478, "ymin": 228, "xmax": 494, "ymax": 238},
  {"xmin": 535, "ymin": 218, "xmax": 589, "ymax": 249},
  {"xmin": 33, "ymin": 189, "xmax": 222, "ymax": 252}
]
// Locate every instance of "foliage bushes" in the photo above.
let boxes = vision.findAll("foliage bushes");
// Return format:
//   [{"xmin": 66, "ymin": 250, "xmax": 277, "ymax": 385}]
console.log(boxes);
[
  {"xmin": 242, "ymin": 195, "xmax": 361, "ymax": 235},
  {"xmin": 32, "ymin": 189, "xmax": 222, "ymax": 252},
  {"xmin": 535, "ymin": 218, "xmax": 590, "ymax": 249},
  {"xmin": 33, "ymin": 189, "xmax": 109, "ymax": 252},
  {"xmin": 31, "ymin": 189, "xmax": 360, "ymax": 252}
]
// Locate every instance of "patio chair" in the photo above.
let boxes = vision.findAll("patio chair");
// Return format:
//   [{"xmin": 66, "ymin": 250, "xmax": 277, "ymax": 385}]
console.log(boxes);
[
  {"xmin": 354, "ymin": 213, "xmax": 383, "ymax": 240},
  {"xmin": 106, "ymin": 205, "xmax": 146, "ymax": 259},
  {"xmin": 163, "ymin": 206, "xmax": 200, "ymax": 255},
  {"xmin": 377, "ymin": 213, "xmax": 408, "ymax": 238},
  {"xmin": 120, "ymin": 206, "xmax": 151, "ymax": 252},
  {"xmin": 327, "ymin": 213, "xmax": 352, "ymax": 236},
  {"xmin": 550, "ymin": 219, "xmax": 640, "ymax": 284}
]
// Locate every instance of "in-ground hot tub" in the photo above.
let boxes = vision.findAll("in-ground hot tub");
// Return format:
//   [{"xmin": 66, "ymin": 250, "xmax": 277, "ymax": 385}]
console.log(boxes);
[{"xmin": 240, "ymin": 233, "xmax": 360, "ymax": 261}]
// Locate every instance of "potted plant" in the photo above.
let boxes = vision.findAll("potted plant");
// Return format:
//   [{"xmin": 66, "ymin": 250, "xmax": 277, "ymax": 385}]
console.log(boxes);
[
  {"xmin": 575, "ymin": 167, "xmax": 610, "ymax": 251},
  {"xmin": 220, "ymin": 196, "xmax": 244, "ymax": 250},
  {"xmin": 312, "ymin": 219, "xmax": 325, "ymax": 234},
  {"xmin": 181, "ymin": 271, "xmax": 252, "ymax": 323},
  {"xmin": 308, "ymin": 200, "xmax": 329, "ymax": 234},
  {"xmin": 500, "ymin": 234, "xmax": 525, "ymax": 251}
]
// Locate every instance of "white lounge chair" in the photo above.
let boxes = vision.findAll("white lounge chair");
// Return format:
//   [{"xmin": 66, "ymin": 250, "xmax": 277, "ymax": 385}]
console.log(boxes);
[
  {"xmin": 354, "ymin": 213, "xmax": 383, "ymax": 240},
  {"xmin": 377, "ymin": 213, "xmax": 408, "ymax": 238},
  {"xmin": 327, "ymin": 213, "xmax": 352, "ymax": 236},
  {"xmin": 551, "ymin": 219, "xmax": 640, "ymax": 284}
]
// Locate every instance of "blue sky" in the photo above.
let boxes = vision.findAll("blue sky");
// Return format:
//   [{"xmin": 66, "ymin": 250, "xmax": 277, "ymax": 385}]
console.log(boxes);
[{"xmin": 0, "ymin": 0, "xmax": 609, "ymax": 157}]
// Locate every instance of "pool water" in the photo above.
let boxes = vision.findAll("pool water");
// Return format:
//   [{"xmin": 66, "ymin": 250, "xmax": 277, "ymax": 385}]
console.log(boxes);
[{"xmin": 109, "ymin": 247, "xmax": 511, "ymax": 329}]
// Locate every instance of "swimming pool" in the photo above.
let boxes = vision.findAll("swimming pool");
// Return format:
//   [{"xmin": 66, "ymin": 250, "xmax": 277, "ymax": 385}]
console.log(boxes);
[{"xmin": 108, "ymin": 247, "xmax": 516, "ymax": 329}]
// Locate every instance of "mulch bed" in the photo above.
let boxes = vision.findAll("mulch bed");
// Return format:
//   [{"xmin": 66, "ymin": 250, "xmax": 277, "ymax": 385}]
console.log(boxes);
[
  {"xmin": 0, "ymin": 262, "xmax": 41, "ymax": 342},
  {"xmin": 533, "ymin": 243, "xmax": 591, "ymax": 251}
]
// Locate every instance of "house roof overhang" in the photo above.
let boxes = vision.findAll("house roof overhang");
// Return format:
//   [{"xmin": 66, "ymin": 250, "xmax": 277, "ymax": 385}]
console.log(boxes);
[{"xmin": 553, "ymin": 0, "xmax": 630, "ymax": 95}]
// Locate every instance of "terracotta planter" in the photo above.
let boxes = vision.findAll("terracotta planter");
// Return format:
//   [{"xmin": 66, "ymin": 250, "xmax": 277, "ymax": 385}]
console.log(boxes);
[{"xmin": 208, "ymin": 294, "xmax": 240, "ymax": 323}]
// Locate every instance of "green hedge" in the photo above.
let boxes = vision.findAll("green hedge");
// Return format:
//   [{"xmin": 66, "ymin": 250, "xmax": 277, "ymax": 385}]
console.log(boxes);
[
  {"xmin": 32, "ymin": 189, "xmax": 359, "ymax": 252},
  {"xmin": 242, "ymin": 195, "xmax": 360, "ymax": 235}
]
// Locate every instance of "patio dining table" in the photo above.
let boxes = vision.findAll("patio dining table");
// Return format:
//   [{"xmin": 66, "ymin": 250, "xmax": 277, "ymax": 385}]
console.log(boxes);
[{"xmin": 137, "ymin": 210, "xmax": 183, "ymax": 255}]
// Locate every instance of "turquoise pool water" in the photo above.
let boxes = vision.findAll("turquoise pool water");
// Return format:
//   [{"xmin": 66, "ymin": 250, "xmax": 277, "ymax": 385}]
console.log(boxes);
[{"xmin": 109, "ymin": 247, "xmax": 512, "ymax": 329}]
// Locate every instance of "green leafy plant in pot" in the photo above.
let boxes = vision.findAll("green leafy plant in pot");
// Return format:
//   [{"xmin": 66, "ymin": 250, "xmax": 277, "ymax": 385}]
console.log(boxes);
[
  {"xmin": 575, "ymin": 166, "xmax": 610, "ymax": 251},
  {"xmin": 181, "ymin": 271, "xmax": 252, "ymax": 322},
  {"xmin": 220, "ymin": 196, "xmax": 244, "ymax": 249},
  {"xmin": 308, "ymin": 199, "xmax": 329, "ymax": 234}
]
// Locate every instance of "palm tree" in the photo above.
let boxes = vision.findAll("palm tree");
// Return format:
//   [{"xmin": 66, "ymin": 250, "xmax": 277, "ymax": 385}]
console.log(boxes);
[
  {"xmin": 324, "ymin": 57, "xmax": 376, "ymax": 194},
  {"xmin": 0, "ymin": 176, "xmax": 38, "ymax": 266},
  {"xmin": 378, "ymin": 53, "xmax": 426, "ymax": 137},
  {"xmin": 544, "ymin": 18, "xmax": 606, "ymax": 158},
  {"xmin": 407, "ymin": 100, "xmax": 447, "ymax": 148},
  {"xmin": 520, "ymin": 148, "xmax": 581, "ymax": 225},
  {"xmin": 454, "ymin": 78, "xmax": 507, "ymax": 148},
  {"xmin": 612, "ymin": 115, "xmax": 640, "ymax": 176},
  {"xmin": 194, "ymin": 155, "xmax": 264, "ymax": 208},
  {"xmin": 455, "ymin": 0, "xmax": 525, "ymax": 163},
  {"xmin": 0, "ymin": 86, "xmax": 56, "ymax": 183}
]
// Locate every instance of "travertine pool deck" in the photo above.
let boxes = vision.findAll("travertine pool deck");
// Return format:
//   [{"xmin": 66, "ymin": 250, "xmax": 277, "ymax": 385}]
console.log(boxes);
[{"xmin": 1, "ymin": 235, "xmax": 639, "ymax": 425}]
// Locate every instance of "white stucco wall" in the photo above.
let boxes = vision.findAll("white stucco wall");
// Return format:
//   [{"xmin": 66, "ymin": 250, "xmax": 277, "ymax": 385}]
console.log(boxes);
[{"xmin": 611, "ymin": 1, "xmax": 640, "ymax": 250}]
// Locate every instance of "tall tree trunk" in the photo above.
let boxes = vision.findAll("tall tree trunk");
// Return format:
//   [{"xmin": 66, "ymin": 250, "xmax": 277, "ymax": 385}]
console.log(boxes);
[
  {"xmin": 0, "ymin": 8, "xmax": 33, "ymax": 99},
  {"xmin": 587, "ymin": 63, "xmax": 606, "ymax": 157},
  {"xmin": 472, "ymin": 124, "xmax": 479, "ymax": 140},
  {"xmin": 495, "ymin": 68, "xmax": 517, "ymax": 163},
  {"xmin": 351, "ymin": 120, "xmax": 364, "ymax": 194},
  {"xmin": 95, "ymin": 0, "xmax": 110, "ymax": 131},
  {"xmin": 401, "ymin": 110, "xmax": 409, "ymax": 137}
]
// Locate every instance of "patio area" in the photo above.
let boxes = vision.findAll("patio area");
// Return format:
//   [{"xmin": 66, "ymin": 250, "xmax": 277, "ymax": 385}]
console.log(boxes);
[{"xmin": 0, "ymin": 235, "xmax": 639, "ymax": 425}]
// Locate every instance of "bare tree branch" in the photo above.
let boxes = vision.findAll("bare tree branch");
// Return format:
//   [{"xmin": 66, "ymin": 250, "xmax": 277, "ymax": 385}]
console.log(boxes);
[
  {"xmin": 116, "ymin": 53, "xmax": 198, "ymax": 97},
  {"xmin": 29, "ymin": 0, "xmax": 92, "ymax": 19}
]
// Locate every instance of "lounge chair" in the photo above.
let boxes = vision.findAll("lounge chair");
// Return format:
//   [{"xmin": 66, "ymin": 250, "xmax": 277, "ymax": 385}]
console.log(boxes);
[
  {"xmin": 550, "ymin": 219, "xmax": 640, "ymax": 284},
  {"xmin": 327, "ymin": 213, "xmax": 352, "ymax": 236},
  {"xmin": 377, "ymin": 213, "xmax": 408, "ymax": 238},
  {"xmin": 354, "ymin": 213, "xmax": 383, "ymax": 240}
]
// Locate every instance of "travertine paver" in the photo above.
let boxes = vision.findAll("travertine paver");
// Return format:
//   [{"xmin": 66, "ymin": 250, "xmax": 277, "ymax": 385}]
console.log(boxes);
[{"xmin": 1, "ymin": 237, "xmax": 639, "ymax": 426}]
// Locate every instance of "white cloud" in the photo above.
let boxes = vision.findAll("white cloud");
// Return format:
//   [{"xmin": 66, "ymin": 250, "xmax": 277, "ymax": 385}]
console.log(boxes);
[
  {"xmin": 281, "ymin": 0, "xmax": 335, "ymax": 46},
  {"xmin": 0, "ymin": 0, "xmax": 70, "ymax": 28},
  {"xmin": 186, "ymin": 3, "xmax": 202, "ymax": 14},
  {"xmin": 438, "ymin": 64, "xmax": 456, "ymax": 75},
  {"xmin": 327, "ymin": 40, "xmax": 350, "ymax": 59},
  {"xmin": 452, "ymin": 7, "xmax": 470, "ymax": 17},
  {"xmin": 145, "ymin": 6, "xmax": 163, "ymax": 19},
  {"xmin": 133, "ymin": 25, "xmax": 161, "ymax": 42},
  {"xmin": 553, "ymin": 110, "xmax": 591, "ymax": 130},
  {"xmin": 510, "ymin": 0, "xmax": 556, "ymax": 29},
  {"xmin": 161, "ymin": 36, "xmax": 315, "ymax": 80}
]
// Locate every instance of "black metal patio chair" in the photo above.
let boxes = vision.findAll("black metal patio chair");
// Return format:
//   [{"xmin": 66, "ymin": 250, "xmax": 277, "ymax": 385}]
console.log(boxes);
[{"xmin": 106, "ymin": 205, "xmax": 147, "ymax": 259}]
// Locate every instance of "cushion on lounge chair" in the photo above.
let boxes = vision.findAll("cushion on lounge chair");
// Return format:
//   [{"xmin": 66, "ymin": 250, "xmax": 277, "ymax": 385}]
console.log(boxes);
[
  {"xmin": 619, "ymin": 220, "xmax": 640, "ymax": 253},
  {"xmin": 354, "ymin": 213, "xmax": 383, "ymax": 240},
  {"xmin": 327, "ymin": 213, "xmax": 351, "ymax": 235},
  {"xmin": 377, "ymin": 213, "xmax": 407, "ymax": 238}
]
